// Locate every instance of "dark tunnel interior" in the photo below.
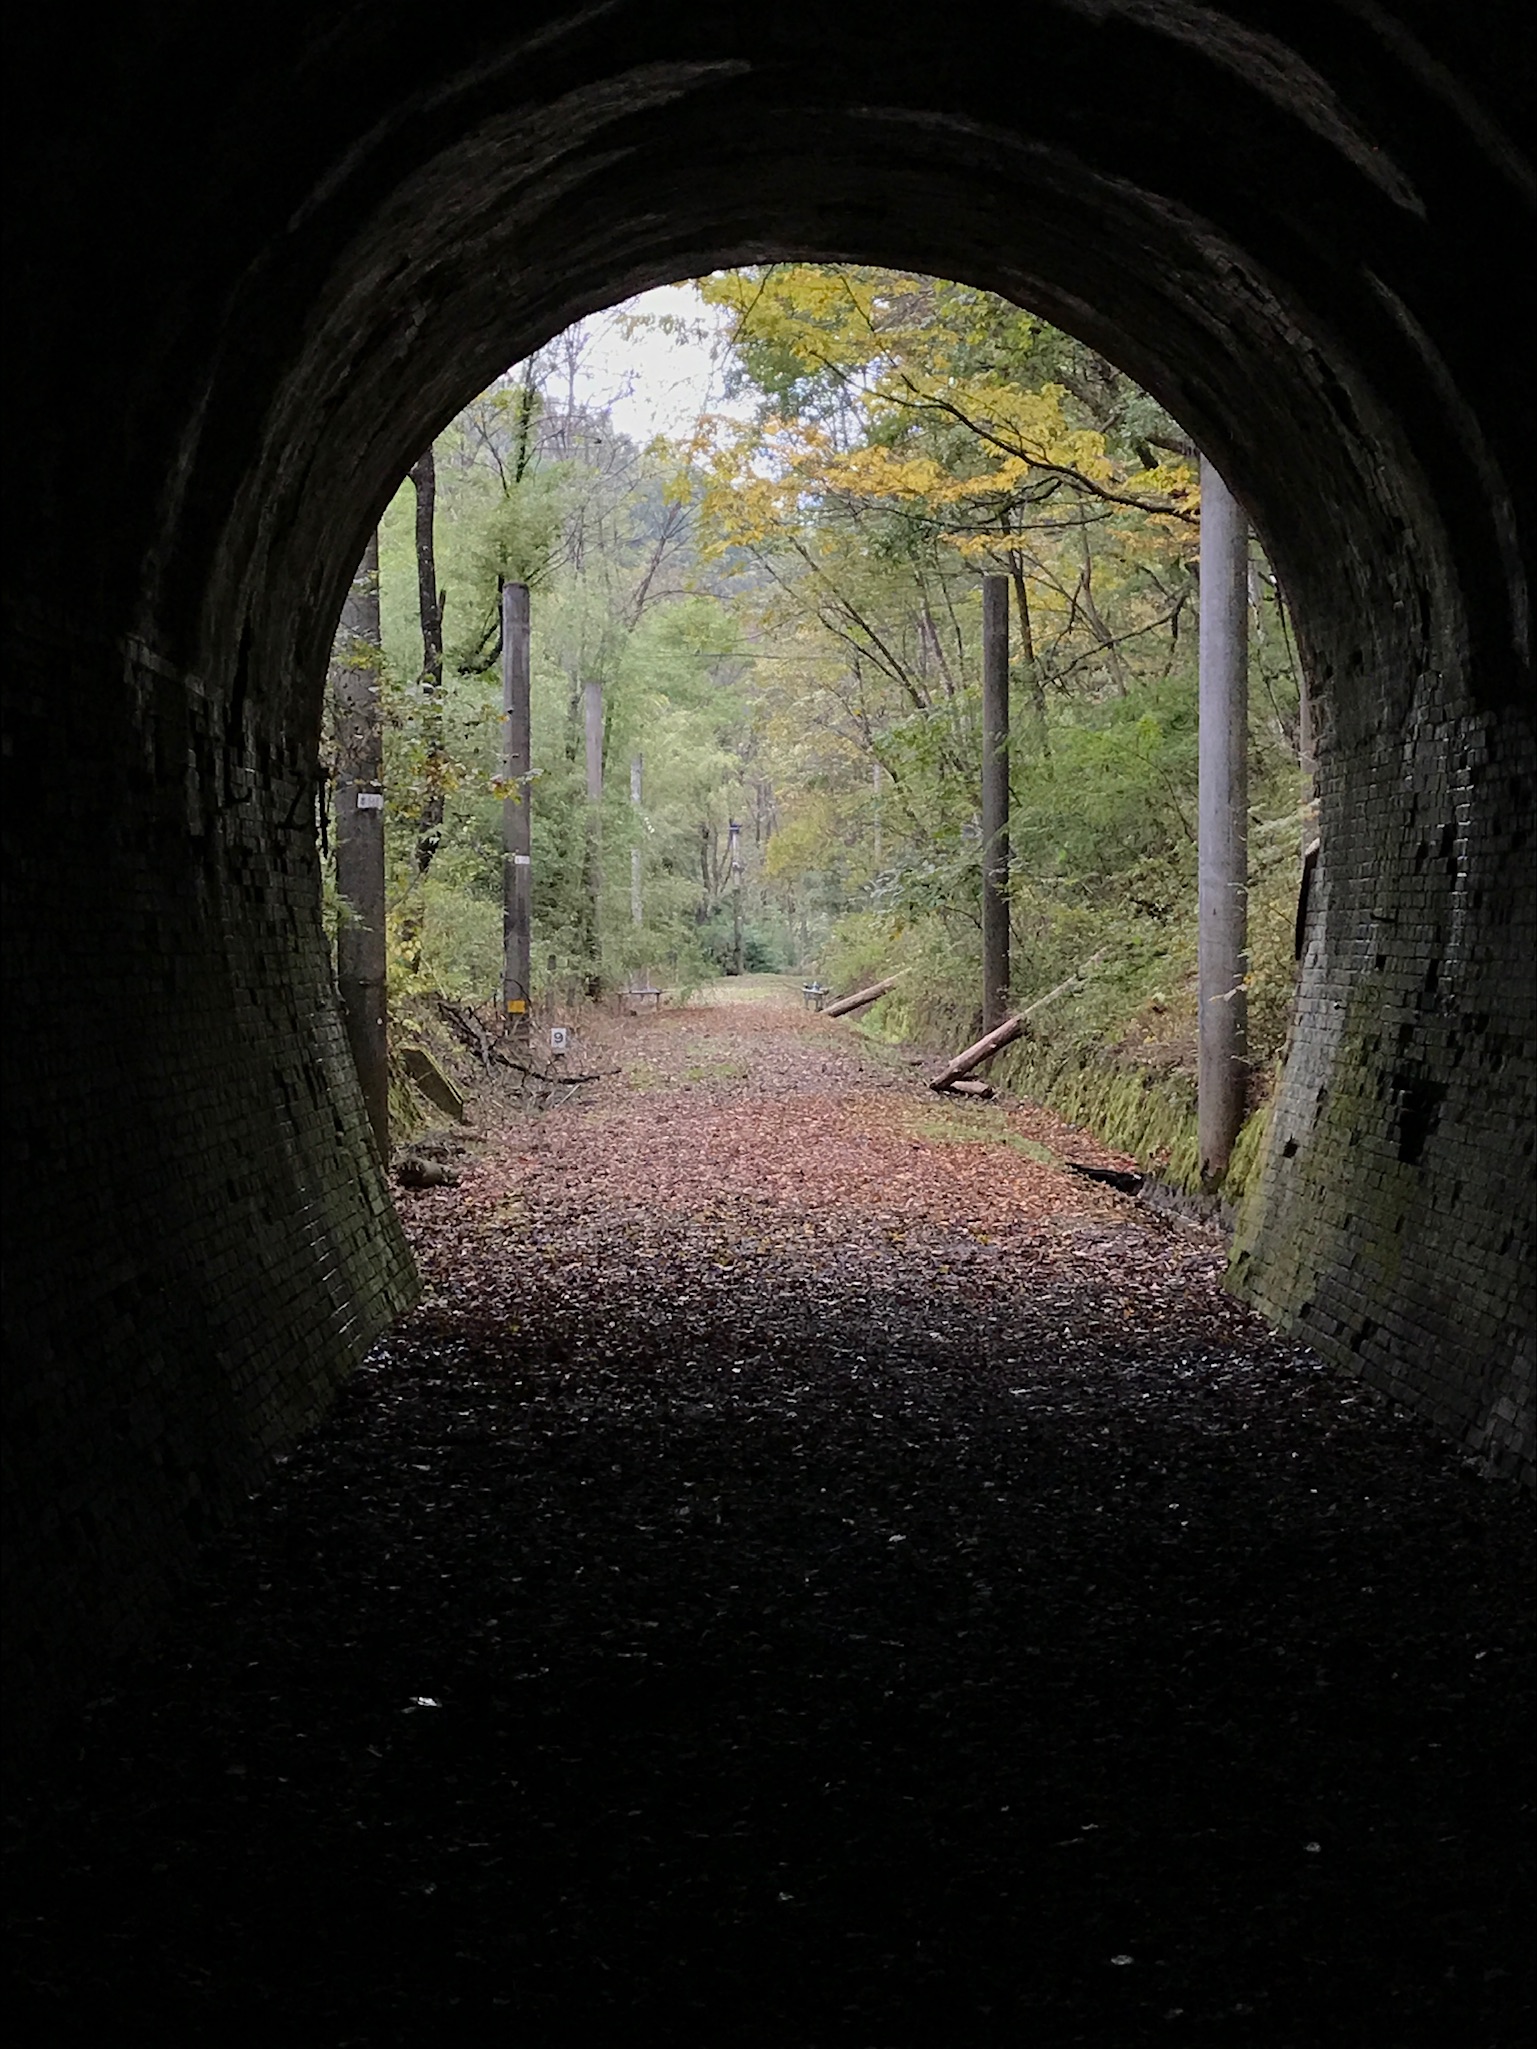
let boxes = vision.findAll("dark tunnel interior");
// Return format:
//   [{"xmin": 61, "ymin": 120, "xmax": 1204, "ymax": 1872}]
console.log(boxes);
[{"xmin": 3, "ymin": 0, "xmax": 1531, "ymax": 1762}]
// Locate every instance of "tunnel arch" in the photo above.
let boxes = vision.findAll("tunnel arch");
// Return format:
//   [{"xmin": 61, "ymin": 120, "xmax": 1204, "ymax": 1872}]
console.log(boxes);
[{"xmin": 5, "ymin": 4, "xmax": 1532, "ymax": 1736}]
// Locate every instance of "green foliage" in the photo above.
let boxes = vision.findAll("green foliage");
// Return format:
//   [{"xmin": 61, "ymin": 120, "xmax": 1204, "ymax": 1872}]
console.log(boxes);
[
  {"xmin": 467, "ymin": 470, "xmax": 568, "ymax": 594},
  {"xmin": 416, "ymin": 861, "xmax": 504, "ymax": 1000},
  {"xmin": 353, "ymin": 349, "xmax": 782, "ymax": 1004}
]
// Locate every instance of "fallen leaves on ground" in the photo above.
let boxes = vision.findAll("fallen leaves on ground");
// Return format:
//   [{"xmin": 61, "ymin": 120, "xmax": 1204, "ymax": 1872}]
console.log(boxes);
[{"xmin": 6, "ymin": 997, "xmax": 1532, "ymax": 2045}]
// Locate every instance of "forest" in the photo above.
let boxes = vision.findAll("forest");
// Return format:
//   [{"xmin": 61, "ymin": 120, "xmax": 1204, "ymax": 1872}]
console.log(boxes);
[{"xmin": 325, "ymin": 266, "xmax": 1310, "ymax": 1194}]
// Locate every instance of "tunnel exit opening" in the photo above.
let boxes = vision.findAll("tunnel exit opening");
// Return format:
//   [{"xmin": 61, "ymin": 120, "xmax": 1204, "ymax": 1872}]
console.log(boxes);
[{"xmin": 330, "ymin": 266, "xmax": 1306, "ymax": 1198}]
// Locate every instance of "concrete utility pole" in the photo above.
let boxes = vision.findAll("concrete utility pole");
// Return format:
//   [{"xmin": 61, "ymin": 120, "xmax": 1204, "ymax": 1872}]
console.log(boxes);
[
  {"xmin": 630, "ymin": 755, "xmax": 644, "ymax": 926},
  {"xmin": 501, "ymin": 579, "xmax": 532, "ymax": 1042},
  {"xmin": 1197, "ymin": 457, "xmax": 1250, "ymax": 1185},
  {"xmin": 728, "ymin": 818, "xmax": 744, "ymax": 974},
  {"xmin": 330, "ymin": 531, "xmax": 390, "ymax": 1158},
  {"xmin": 980, "ymin": 573, "xmax": 1011, "ymax": 1033}
]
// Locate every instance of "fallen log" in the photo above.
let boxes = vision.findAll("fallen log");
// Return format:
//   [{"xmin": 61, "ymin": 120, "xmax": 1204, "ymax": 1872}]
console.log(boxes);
[
  {"xmin": 928, "ymin": 1015, "xmax": 1024, "ymax": 1091},
  {"xmin": 928, "ymin": 950, "xmax": 1109, "ymax": 1093},
  {"xmin": 824, "ymin": 973, "xmax": 905, "ymax": 1019},
  {"xmin": 947, "ymin": 1079, "xmax": 995, "ymax": 1099}
]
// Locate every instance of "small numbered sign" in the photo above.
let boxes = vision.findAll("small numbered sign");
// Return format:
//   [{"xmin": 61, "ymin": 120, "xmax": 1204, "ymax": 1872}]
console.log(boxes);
[{"xmin": 549, "ymin": 1026, "xmax": 570, "ymax": 1054}]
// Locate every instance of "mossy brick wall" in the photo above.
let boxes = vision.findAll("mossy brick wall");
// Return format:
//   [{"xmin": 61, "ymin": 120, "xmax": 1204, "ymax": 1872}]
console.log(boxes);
[
  {"xmin": 1, "ymin": 614, "xmax": 419, "ymax": 1746},
  {"xmin": 1234, "ymin": 677, "xmax": 1534, "ymax": 1485},
  {"xmin": 989, "ymin": 675, "xmax": 1536, "ymax": 1482},
  {"xmin": 992, "ymin": 1039, "xmax": 1207, "ymax": 1199}
]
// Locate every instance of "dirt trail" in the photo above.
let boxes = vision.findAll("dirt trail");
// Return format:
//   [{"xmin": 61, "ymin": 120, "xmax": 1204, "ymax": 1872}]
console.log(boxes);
[
  {"xmin": 8, "ymin": 992, "xmax": 1533, "ymax": 2045},
  {"xmin": 413, "ymin": 988, "xmax": 1236, "ymax": 1349}
]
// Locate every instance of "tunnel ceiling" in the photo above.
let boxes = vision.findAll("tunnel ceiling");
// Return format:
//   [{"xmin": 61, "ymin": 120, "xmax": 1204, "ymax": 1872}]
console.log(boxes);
[{"xmin": 9, "ymin": 2, "xmax": 1532, "ymax": 737}]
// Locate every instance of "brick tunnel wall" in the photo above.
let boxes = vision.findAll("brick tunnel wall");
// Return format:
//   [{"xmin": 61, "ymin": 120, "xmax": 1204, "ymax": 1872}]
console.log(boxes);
[
  {"xmin": 1236, "ymin": 672, "xmax": 1534, "ymax": 1485},
  {"xmin": 2, "ymin": 609, "xmax": 418, "ymax": 1740}
]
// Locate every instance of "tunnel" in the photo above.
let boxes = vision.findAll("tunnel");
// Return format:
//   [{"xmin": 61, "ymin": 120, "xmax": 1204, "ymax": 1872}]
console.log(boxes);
[{"xmin": 4, "ymin": 4, "xmax": 1533, "ymax": 1743}]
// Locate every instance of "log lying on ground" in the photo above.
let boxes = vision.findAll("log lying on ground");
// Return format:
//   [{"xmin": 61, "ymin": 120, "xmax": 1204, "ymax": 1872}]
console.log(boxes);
[
  {"xmin": 947, "ymin": 1079, "xmax": 995, "ymax": 1098},
  {"xmin": 928, "ymin": 950, "xmax": 1109, "ymax": 1092},
  {"xmin": 823, "ymin": 973, "xmax": 904, "ymax": 1019},
  {"xmin": 928, "ymin": 1015, "xmax": 1024, "ymax": 1091}
]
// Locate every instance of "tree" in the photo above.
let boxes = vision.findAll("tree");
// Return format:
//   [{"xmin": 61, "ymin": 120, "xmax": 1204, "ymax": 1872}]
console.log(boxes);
[{"xmin": 409, "ymin": 445, "xmax": 448, "ymax": 879}]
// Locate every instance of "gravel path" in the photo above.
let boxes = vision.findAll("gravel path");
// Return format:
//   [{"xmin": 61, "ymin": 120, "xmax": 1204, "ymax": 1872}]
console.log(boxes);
[{"xmin": 7, "ymin": 997, "xmax": 1532, "ymax": 2045}]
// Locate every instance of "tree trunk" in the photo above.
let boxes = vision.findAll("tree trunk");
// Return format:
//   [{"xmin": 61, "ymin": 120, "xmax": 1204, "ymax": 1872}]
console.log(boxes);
[
  {"xmin": 513, "ymin": 364, "xmax": 538, "ymax": 484},
  {"xmin": 824, "ymin": 973, "xmax": 903, "ymax": 1019},
  {"xmin": 927, "ymin": 951, "xmax": 1106, "ymax": 1092},
  {"xmin": 1075, "ymin": 514, "xmax": 1129, "ymax": 692},
  {"xmin": 1007, "ymin": 549, "xmax": 1049, "ymax": 758},
  {"xmin": 928, "ymin": 1013, "xmax": 1024, "ymax": 1090},
  {"xmin": 1197, "ymin": 457, "xmax": 1250, "ymax": 1186},
  {"xmin": 329, "ymin": 531, "xmax": 389, "ymax": 1158},
  {"xmin": 727, "ymin": 818, "xmax": 744, "ymax": 975},
  {"xmin": 630, "ymin": 755, "xmax": 644, "ymax": 927},
  {"xmin": 411, "ymin": 445, "xmax": 446, "ymax": 880}
]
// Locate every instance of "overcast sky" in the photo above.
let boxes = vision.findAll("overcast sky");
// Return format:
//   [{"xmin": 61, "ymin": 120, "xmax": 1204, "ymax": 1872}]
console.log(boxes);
[{"xmin": 562, "ymin": 280, "xmax": 749, "ymax": 444}]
